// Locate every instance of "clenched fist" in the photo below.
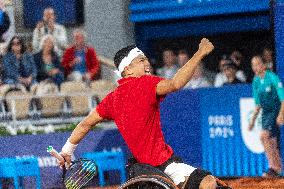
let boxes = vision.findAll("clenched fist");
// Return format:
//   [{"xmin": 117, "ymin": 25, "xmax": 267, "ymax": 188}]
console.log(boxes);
[{"xmin": 198, "ymin": 38, "xmax": 214, "ymax": 56}]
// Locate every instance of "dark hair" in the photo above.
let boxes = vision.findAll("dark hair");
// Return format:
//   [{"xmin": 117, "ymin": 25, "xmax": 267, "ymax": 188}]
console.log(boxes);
[
  {"xmin": 162, "ymin": 48, "xmax": 176, "ymax": 55},
  {"xmin": 114, "ymin": 45, "xmax": 137, "ymax": 69},
  {"xmin": 223, "ymin": 60, "xmax": 238, "ymax": 70},
  {"xmin": 178, "ymin": 49, "xmax": 189, "ymax": 56},
  {"xmin": 7, "ymin": 36, "xmax": 26, "ymax": 54}
]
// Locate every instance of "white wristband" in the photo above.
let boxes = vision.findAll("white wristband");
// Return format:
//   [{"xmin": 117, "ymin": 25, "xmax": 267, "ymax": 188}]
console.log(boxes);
[{"xmin": 61, "ymin": 138, "xmax": 78, "ymax": 155}]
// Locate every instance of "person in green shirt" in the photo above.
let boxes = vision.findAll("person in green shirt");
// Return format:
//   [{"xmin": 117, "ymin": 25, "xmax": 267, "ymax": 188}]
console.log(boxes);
[{"xmin": 249, "ymin": 55, "xmax": 284, "ymax": 177}]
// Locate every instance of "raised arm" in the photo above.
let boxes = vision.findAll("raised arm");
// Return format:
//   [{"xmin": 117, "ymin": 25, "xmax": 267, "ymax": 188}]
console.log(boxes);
[
  {"xmin": 156, "ymin": 38, "xmax": 214, "ymax": 96},
  {"xmin": 59, "ymin": 109, "xmax": 103, "ymax": 167}
]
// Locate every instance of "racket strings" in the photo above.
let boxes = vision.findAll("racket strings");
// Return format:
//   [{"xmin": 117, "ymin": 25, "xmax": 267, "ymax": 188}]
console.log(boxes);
[
  {"xmin": 65, "ymin": 161, "xmax": 96, "ymax": 189},
  {"xmin": 64, "ymin": 160, "xmax": 97, "ymax": 189}
]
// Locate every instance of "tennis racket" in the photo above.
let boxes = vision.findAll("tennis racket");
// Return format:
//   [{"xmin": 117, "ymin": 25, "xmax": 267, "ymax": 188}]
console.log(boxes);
[{"xmin": 47, "ymin": 146, "xmax": 97, "ymax": 189}]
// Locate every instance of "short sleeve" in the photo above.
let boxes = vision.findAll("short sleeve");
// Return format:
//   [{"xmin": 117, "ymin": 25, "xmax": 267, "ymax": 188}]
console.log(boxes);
[
  {"xmin": 140, "ymin": 75, "xmax": 165, "ymax": 103},
  {"xmin": 96, "ymin": 92, "xmax": 114, "ymax": 120},
  {"xmin": 271, "ymin": 73, "xmax": 284, "ymax": 101},
  {"xmin": 252, "ymin": 78, "xmax": 260, "ymax": 105}
]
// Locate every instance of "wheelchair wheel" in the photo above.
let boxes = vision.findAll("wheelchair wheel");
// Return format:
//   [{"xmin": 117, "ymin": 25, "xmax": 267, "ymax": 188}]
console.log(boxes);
[{"xmin": 119, "ymin": 174, "xmax": 179, "ymax": 189}]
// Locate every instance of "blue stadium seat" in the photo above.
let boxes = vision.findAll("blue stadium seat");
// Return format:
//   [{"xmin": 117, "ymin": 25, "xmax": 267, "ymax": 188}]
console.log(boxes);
[
  {"xmin": 82, "ymin": 151, "xmax": 126, "ymax": 186},
  {"xmin": 16, "ymin": 157, "xmax": 41, "ymax": 189},
  {"xmin": 0, "ymin": 157, "xmax": 41, "ymax": 189},
  {"xmin": 0, "ymin": 158, "xmax": 19, "ymax": 189}
]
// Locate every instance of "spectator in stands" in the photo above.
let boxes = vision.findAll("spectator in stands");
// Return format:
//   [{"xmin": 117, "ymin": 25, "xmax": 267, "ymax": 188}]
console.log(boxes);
[
  {"xmin": 249, "ymin": 55, "xmax": 283, "ymax": 177},
  {"xmin": 184, "ymin": 62, "xmax": 211, "ymax": 89},
  {"xmin": 222, "ymin": 60, "xmax": 243, "ymax": 86},
  {"xmin": 230, "ymin": 50, "xmax": 247, "ymax": 80},
  {"xmin": 32, "ymin": 7, "xmax": 67, "ymax": 57},
  {"xmin": 26, "ymin": 41, "xmax": 34, "ymax": 54},
  {"xmin": 214, "ymin": 55, "xmax": 246, "ymax": 87},
  {"xmin": 262, "ymin": 47, "xmax": 274, "ymax": 71},
  {"xmin": 2, "ymin": 36, "xmax": 37, "ymax": 89},
  {"xmin": 33, "ymin": 35, "xmax": 64, "ymax": 87},
  {"xmin": 62, "ymin": 29, "xmax": 100, "ymax": 82},
  {"xmin": 156, "ymin": 49, "xmax": 178, "ymax": 79},
  {"xmin": 177, "ymin": 49, "xmax": 190, "ymax": 67}
]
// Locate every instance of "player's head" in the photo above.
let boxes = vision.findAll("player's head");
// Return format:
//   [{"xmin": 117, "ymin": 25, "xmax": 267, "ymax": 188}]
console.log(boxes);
[
  {"xmin": 251, "ymin": 55, "xmax": 266, "ymax": 76},
  {"xmin": 114, "ymin": 45, "xmax": 151, "ymax": 78}
]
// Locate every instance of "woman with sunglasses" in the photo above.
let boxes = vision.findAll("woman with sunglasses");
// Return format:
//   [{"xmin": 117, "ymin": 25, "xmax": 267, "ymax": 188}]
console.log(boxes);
[{"xmin": 2, "ymin": 36, "xmax": 37, "ymax": 90}]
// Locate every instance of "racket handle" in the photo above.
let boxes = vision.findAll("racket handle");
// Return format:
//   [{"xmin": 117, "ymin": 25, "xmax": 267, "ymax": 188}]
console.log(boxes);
[{"xmin": 47, "ymin": 146, "xmax": 65, "ymax": 162}]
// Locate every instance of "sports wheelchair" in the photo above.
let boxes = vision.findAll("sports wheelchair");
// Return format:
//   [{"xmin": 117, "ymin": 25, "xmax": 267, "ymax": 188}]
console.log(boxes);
[{"xmin": 119, "ymin": 161, "xmax": 232, "ymax": 189}]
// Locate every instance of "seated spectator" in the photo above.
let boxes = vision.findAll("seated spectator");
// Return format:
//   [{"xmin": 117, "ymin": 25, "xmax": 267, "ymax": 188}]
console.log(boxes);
[
  {"xmin": 184, "ymin": 62, "xmax": 211, "ymax": 89},
  {"xmin": 223, "ymin": 60, "xmax": 243, "ymax": 86},
  {"xmin": 32, "ymin": 7, "xmax": 67, "ymax": 57},
  {"xmin": 214, "ymin": 55, "xmax": 246, "ymax": 87},
  {"xmin": 2, "ymin": 36, "xmax": 37, "ymax": 90},
  {"xmin": 230, "ymin": 50, "xmax": 247, "ymax": 81},
  {"xmin": 33, "ymin": 35, "xmax": 64, "ymax": 87},
  {"xmin": 62, "ymin": 29, "xmax": 100, "ymax": 82},
  {"xmin": 156, "ymin": 49, "xmax": 178, "ymax": 79},
  {"xmin": 177, "ymin": 49, "xmax": 189, "ymax": 67},
  {"xmin": 262, "ymin": 47, "xmax": 274, "ymax": 71}
]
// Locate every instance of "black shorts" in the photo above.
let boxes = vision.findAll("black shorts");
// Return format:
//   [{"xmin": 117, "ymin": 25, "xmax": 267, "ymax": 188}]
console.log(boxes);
[
  {"xmin": 157, "ymin": 155, "xmax": 212, "ymax": 189},
  {"xmin": 184, "ymin": 168, "xmax": 212, "ymax": 189}
]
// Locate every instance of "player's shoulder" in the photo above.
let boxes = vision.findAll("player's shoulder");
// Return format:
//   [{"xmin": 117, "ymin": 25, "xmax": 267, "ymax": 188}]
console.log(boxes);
[
  {"xmin": 138, "ymin": 75, "xmax": 164, "ymax": 87},
  {"xmin": 101, "ymin": 90, "xmax": 115, "ymax": 102},
  {"xmin": 139, "ymin": 75, "xmax": 163, "ymax": 82},
  {"xmin": 266, "ymin": 70, "xmax": 280, "ymax": 80},
  {"xmin": 252, "ymin": 75, "xmax": 260, "ymax": 83},
  {"xmin": 266, "ymin": 70, "xmax": 275, "ymax": 76}
]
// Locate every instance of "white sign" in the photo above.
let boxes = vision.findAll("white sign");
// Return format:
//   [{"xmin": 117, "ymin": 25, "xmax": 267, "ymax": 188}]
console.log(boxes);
[
  {"xmin": 240, "ymin": 98, "xmax": 264, "ymax": 154},
  {"xmin": 208, "ymin": 115, "xmax": 234, "ymax": 138}
]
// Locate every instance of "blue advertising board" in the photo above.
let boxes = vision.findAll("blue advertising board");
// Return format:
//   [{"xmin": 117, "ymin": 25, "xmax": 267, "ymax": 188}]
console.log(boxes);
[
  {"xmin": 199, "ymin": 85, "xmax": 268, "ymax": 176},
  {"xmin": 161, "ymin": 89, "xmax": 202, "ymax": 167},
  {"xmin": 161, "ymin": 84, "xmax": 271, "ymax": 177}
]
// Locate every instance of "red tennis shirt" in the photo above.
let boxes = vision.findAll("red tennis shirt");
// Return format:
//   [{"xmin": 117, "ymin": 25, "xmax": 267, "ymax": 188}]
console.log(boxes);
[{"xmin": 96, "ymin": 75, "xmax": 173, "ymax": 166}]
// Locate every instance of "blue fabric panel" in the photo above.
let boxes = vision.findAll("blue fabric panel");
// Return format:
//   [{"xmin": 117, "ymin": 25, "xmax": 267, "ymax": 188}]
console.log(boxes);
[
  {"xmin": 130, "ymin": 0, "xmax": 269, "ymax": 22},
  {"xmin": 160, "ymin": 89, "xmax": 202, "ymax": 167},
  {"xmin": 274, "ymin": 3, "xmax": 284, "ymax": 82}
]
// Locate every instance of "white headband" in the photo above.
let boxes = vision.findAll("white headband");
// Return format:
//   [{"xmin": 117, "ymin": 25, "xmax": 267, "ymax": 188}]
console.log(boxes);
[{"xmin": 114, "ymin": 47, "xmax": 145, "ymax": 77}]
